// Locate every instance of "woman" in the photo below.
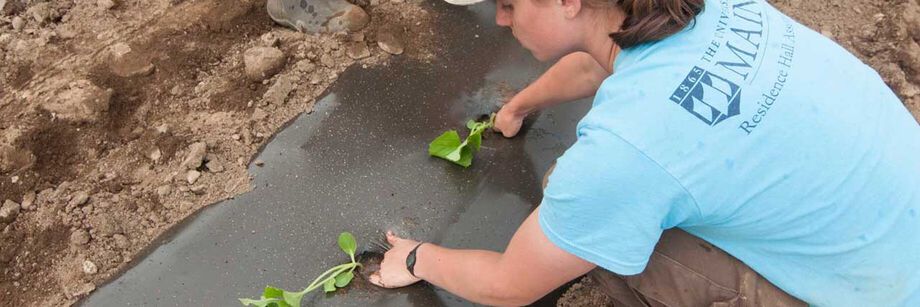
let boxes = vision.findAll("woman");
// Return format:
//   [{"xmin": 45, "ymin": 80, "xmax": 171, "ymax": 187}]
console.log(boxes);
[{"xmin": 368, "ymin": 0, "xmax": 920, "ymax": 306}]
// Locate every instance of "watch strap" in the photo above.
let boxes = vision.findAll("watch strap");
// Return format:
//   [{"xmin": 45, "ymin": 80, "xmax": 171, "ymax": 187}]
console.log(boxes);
[{"xmin": 406, "ymin": 242, "xmax": 425, "ymax": 278}]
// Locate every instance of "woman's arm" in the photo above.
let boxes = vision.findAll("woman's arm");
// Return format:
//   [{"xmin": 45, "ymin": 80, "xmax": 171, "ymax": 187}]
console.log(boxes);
[
  {"xmin": 494, "ymin": 51, "xmax": 611, "ymax": 137},
  {"xmin": 369, "ymin": 207, "xmax": 596, "ymax": 306}
]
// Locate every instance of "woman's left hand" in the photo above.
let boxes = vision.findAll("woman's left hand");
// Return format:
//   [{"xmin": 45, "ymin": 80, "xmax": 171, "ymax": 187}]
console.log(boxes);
[{"xmin": 368, "ymin": 231, "xmax": 424, "ymax": 288}]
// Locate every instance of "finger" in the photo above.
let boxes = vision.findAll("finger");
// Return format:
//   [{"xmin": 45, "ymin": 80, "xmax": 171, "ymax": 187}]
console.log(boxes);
[
  {"xmin": 385, "ymin": 231, "xmax": 399, "ymax": 245},
  {"xmin": 368, "ymin": 272, "xmax": 385, "ymax": 288},
  {"xmin": 502, "ymin": 128, "xmax": 517, "ymax": 138}
]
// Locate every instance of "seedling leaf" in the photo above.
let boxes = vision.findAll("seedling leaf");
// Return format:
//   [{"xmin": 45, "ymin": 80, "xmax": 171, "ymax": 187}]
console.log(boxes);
[
  {"xmin": 239, "ymin": 297, "xmax": 286, "ymax": 307},
  {"xmin": 263, "ymin": 286, "xmax": 284, "ymax": 299},
  {"xmin": 428, "ymin": 115, "xmax": 495, "ymax": 167},
  {"xmin": 323, "ymin": 278, "xmax": 337, "ymax": 293},
  {"xmin": 338, "ymin": 232, "xmax": 357, "ymax": 257},
  {"xmin": 456, "ymin": 146, "xmax": 473, "ymax": 167},
  {"xmin": 239, "ymin": 298, "xmax": 274, "ymax": 307},
  {"xmin": 334, "ymin": 271, "xmax": 354, "ymax": 288},
  {"xmin": 429, "ymin": 131, "xmax": 462, "ymax": 160},
  {"xmin": 445, "ymin": 143, "xmax": 465, "ymax": 162},
  {"xmin": 281, "ymin": 290, "xmax": 306, "ymax": 307},
  {"xmin": 468, "ymin": 130, "xmax": 482, "ymax": 151}
]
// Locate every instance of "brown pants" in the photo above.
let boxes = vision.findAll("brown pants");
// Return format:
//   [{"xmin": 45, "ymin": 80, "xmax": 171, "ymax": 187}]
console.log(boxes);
[{"xmin": 542, "ymin": 165, "xmax": 806, "ymax": 307}]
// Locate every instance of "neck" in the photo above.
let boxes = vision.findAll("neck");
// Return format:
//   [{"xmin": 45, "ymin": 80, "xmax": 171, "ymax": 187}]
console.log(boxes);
[{"xmin": 581, "ymin": 7, "xmax": 625, "ymax": 73}]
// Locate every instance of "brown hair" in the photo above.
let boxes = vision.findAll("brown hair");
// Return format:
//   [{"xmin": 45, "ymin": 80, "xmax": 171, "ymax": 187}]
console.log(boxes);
[{"xmin": 587, "ymin": 0, "xmax": 705, "ymax": 48}]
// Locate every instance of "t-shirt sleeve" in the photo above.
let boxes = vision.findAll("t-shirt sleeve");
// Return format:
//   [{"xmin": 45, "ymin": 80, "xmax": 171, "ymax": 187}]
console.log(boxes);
[{"xmin": 539, "ymin": 125, "xmax": 699, "ymax": 275}]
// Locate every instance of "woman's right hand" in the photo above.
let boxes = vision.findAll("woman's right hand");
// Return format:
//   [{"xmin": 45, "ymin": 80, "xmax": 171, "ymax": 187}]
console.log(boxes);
[{"xmin": 494, "ymin": 99, "xmax": 528, "ymax": 138}]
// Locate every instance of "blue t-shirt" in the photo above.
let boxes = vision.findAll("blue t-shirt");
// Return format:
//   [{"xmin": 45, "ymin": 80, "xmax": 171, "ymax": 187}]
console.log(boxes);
[{"xmin": 538, "ymin": 0, "xmax": 920, "ymax": 306}]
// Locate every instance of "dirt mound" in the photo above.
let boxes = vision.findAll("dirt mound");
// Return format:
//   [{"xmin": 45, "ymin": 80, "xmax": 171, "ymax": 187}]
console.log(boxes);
[
  {"xmin": 770, "ymin": 0, "xmax": 920, "ymax": 118},
  {"xmin": 0, "ymin": 0, "xmax": 435, "ymax": 305}
]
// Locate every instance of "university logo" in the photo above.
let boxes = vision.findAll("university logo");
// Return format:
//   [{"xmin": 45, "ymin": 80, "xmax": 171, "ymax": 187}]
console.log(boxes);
[{"xmin": 669, "ymin": 66, "xmax": 741, "ymax": 126}]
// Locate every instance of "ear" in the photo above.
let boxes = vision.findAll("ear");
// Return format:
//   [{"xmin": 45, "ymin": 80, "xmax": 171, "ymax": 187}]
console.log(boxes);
[{"xmin": 560, "ymin": 0, "xmax": 583, "ymax": 19}]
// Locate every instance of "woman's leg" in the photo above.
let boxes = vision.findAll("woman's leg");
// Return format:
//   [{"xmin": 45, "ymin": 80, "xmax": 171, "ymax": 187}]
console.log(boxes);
[
  {"xmin": 590, "ymin": 229, "xmax": 805, "ymax": 307},
  {"xmin": 542, "ymin": 164, "xmax": 804, "ymax": 307}
]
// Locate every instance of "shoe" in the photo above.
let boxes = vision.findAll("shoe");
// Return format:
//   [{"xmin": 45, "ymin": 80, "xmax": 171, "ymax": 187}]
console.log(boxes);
[{"xmin": 266, "ymin": 0, "xmax": 370, "ymax": 33}]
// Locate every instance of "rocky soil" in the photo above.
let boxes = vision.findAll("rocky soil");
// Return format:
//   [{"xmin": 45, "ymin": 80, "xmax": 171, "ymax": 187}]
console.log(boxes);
[{"xmin": 0, "ymin": 0, "xmax": 435, "ymax": 305}]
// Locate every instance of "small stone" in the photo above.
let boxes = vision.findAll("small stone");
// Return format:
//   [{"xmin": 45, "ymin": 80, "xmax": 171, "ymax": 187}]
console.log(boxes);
[
  {"xmin": 0, "ymin": 144, "xmax": 34, "ymax": 174},
  {"xmin": 156, "ymin": 185, "xmax": 171, "ymax": 197},
  {"xmin": 181, "ymin": 142, "xmax": 208, "ymax": 170},
  {"xmin": 82, "ymin": 260, "xmax": 98, "ymax": 274},
  {"xmin": 113, "ymin": 234, "xmax": 129, "ymax": 248},
  {"xmin": 179, "ymin": 201, "xmax": 194, "ymax": 212},
  {"xmin": 27, "ymin": 2, "xmax": 52, "ymax": 24},
  {"xmin": 251, "ymin": 108, "xmax": 268, "ymax": 121},
  {"xmin": 10, "ymin": 176, "xmax": 18, "ymax": 183},
  {"xmin": 327, "ymin": 4, "xmax": 370, "ymax": 32},
  {"xmin": 21, "ymin": 192, "xmax": 36, "ymax": 210},
  {"xmin": 262, "ymin": 74, "xmax": 296, "ymax": 105},
  {"xmin": 156, "ymin": 124, "xmax": 169, "ymax": 134},
  {"xmin": 320, "ymin": 54, "xmax": 335, "ymax": 68},
  {"xmin": 346, "ymin": 42, "xmax": 370, "ymax": 59},
  {"xmin": 0, "ymin": 200, "xmax": 21, "ymax": 224},
  {"xmin": 231, "ymin": 134, "xmax": 241, "ymax": 141},
  {"xmin": 42, "ymin": 80, "xmax": 113, "ymax": 123},
  {"xmin": 11, "ymin": 17, "xmax": 24, "ymax": 32},
  {"xmin": 261, "ymin": 32, "xmax": 280, "ymax": 47},
  {"xmin": 69, "ymin": 191, "xmax": 90, "ymax": 207},
  {"xmin": 70, "ymin": 229, "xmax": 90, "ymax": 245},
  {"xmin": 90, "ymin": 215, "xmax": 121, "ymax": 237},
  {"xmin": 109, "ymin": 42, "xmax": 131, "ymax": 57},
  {"xmin": 377, "ymin": 26, "xmax": 405, "ymax": 55},
  {"xmin": 205, "ymin": 159, "xmax": 225, "ymax": 173},
  {"xmin": 189, "ymin": 185, "xmax": 207, "ymax": 195},
  {"xmin": 186, "ymin": 170, "xmax": 202, "ymax": 184},
  {"xmin": 873, "ymin": 13, "xmax": 885, "ymax": 23},
  {"xmin": 111, "ymin": 59, "xmax": 155, "ymax": 78},
  {"xmin": 243, "ymin": 47, "xmax": 286, "ymax": 81},
  {"xmin": 148, "ymin": 148, "xmax": 162, "ymax": 162},
  {"xmin": 254, "ymin": 159, "xmax": 265, "ymax": 167},
  {"xmin": 98, "ymin": 0, "xmax": 117, "ymax": 10},
  {"xmin": 69, "ymin": 282, "xmax": 96, "ymax": 298}
]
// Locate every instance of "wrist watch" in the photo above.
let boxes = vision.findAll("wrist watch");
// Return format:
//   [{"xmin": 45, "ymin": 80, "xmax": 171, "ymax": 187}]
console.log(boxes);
[{"xmin": 406, "ymin": 242, "xmax": 425, "ymax": 278}]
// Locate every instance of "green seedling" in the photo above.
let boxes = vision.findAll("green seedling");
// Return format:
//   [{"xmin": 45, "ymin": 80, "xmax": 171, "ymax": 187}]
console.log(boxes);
[
  {"xmin": 239, "ymin": 232, "xmax": 360, "ymax": 307},
  {"xmin": 429, "ymin": 114, "xmax": 496, "ymax": 167}
]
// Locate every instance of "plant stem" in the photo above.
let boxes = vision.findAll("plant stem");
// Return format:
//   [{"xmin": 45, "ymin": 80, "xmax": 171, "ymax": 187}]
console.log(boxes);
[{"xmin": 304, "ymin": 263, "xmax": 354, "ymax": 293}]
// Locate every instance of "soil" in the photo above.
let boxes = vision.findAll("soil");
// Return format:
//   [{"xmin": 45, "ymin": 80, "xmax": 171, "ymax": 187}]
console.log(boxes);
[
  {"xmin": 0, "ymin": 0, "xmax": 436, "ymax": 305},
  {"xmin": 0, "ymin": 0, "xmax": 917, "ymax": 306}
]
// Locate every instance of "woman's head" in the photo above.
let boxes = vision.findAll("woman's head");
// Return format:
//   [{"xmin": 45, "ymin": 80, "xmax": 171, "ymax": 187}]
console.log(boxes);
[{"xmin": 493, "ymin": 0, "xmax": 703, "ymax": 61}]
